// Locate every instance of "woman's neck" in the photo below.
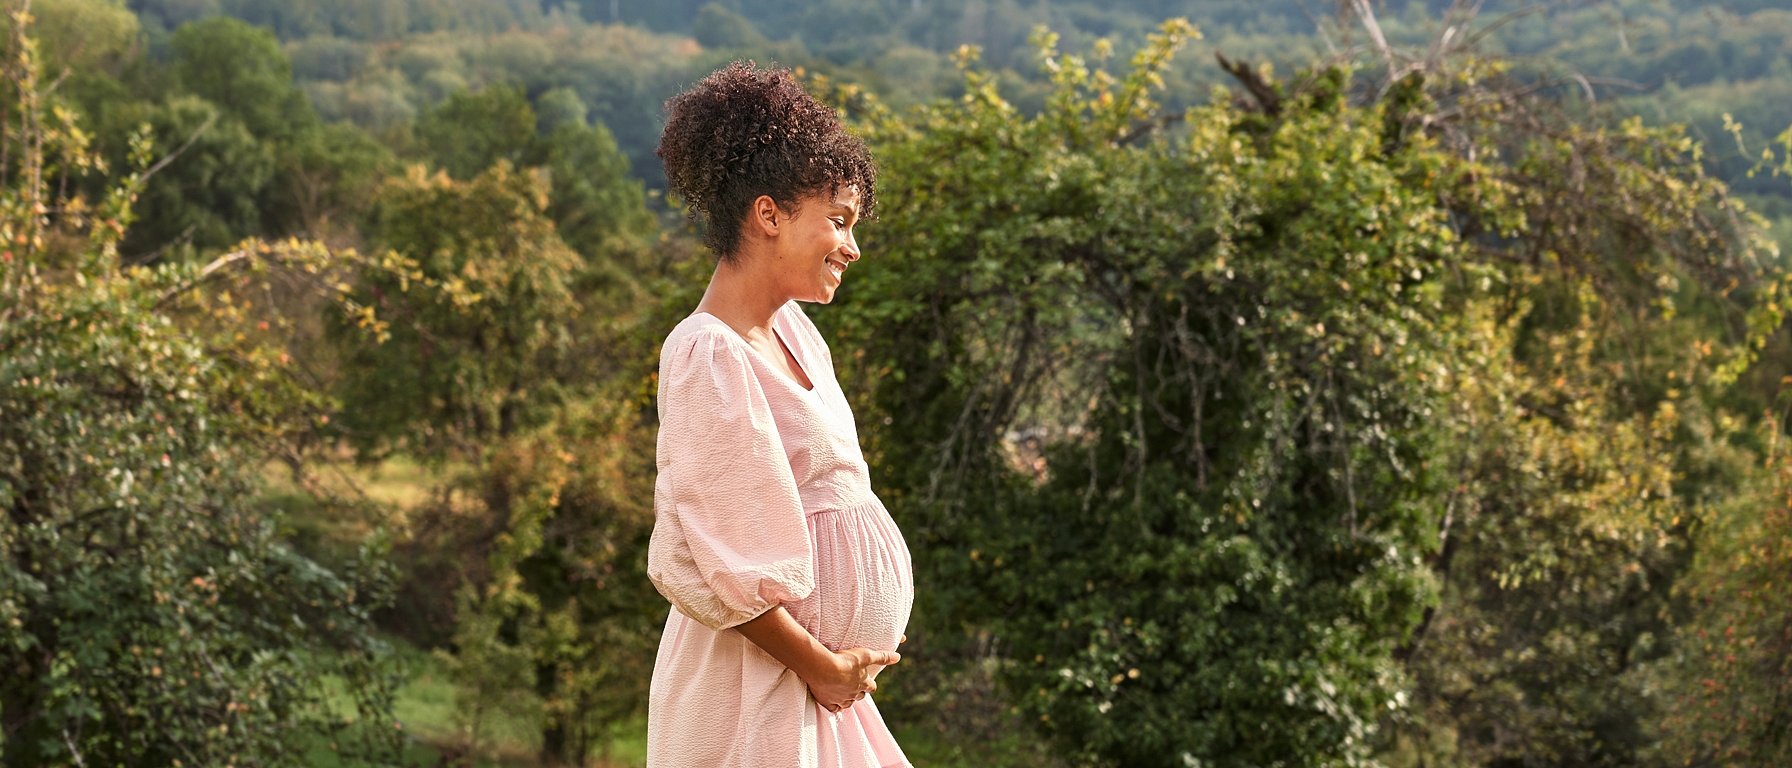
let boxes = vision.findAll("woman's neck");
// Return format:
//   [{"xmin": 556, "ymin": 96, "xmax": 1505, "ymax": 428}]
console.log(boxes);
[{"xmin": 693, "ymin": 254, "xmax": 788, "ymax": 337}]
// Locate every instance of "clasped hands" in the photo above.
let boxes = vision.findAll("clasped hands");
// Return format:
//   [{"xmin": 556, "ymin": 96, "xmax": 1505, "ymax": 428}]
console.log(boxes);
[
  {"xmin": 803, "ymin": 645, "xmax": 902, "ymax": 713},
  {"xmin": 735, "ymin": 606, "xmax": 908, "ymax": 715}
]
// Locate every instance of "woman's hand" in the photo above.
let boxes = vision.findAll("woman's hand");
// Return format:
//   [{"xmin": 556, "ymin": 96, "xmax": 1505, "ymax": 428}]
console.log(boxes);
[
  {"xmin": 734, "ymin": 607, "xmax": 908, "ymax": 713},
  {"xmin": 804, "ymin": 647, "xmax": 901, "ymax": 713}
]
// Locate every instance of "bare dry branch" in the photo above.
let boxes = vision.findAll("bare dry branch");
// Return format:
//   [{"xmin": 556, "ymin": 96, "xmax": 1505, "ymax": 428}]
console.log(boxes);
[
  {"xmin": 154, "ymin": 246, "xmax": 252, "ymax": 308},
  {"xmin": 139, "ymin": 111, "xmax": 219, "ymax": 184}
]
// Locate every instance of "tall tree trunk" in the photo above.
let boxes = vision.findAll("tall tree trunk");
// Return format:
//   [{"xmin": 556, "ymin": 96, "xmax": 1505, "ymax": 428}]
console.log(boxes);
[{"xmin": 537, "ymin": 661, "xmax": 572, "ymax": 766}]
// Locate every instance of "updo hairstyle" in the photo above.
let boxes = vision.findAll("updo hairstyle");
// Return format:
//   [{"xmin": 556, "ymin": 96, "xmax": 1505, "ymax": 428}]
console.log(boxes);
[{"xmin": 656, "ymin": 61, "xmax": 877, "ymax": 261}]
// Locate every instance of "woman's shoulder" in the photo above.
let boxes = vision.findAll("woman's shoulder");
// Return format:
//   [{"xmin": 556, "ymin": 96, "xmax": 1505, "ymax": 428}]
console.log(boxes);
[
  {"xmin": 664, "ymin": 312, "xmax": 741, "ymax": 347},
  {"xmin": 659, "ymin": 313, "xmax": 748, "ymax": 369}
]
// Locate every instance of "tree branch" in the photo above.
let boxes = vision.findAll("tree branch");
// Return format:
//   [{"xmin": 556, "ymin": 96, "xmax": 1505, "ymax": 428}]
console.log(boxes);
[
  {"xmin": 138, "ymin": 112, "xmax": 218, "ymax": 186},
  {"xmin": 154, "ymin": 247, "xmax": 252, "ymax": 309},
  {"xmin": 1347, "ymin": 0, "xmax": 1397, "ymax": 72},
  {"xmin": 1215, "ymin": 52, "xmax": 1282, "ymax": 116}
]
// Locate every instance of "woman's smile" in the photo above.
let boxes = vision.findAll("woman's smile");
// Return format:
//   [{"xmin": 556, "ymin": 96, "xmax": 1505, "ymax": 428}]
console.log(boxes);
[{"xmin": 788, "ymin": 187, "xmax": 861, "ymax": 301}]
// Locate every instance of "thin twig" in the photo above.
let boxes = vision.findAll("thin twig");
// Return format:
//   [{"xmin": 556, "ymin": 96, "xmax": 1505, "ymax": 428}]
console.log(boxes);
[{"xmin": 139, "ymin": 111, "xmax": 219, "ymax": 184}]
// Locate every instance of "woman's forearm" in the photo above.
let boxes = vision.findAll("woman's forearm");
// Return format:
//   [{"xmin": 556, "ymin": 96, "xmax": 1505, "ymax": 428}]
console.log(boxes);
[
  {"xmin": 735, "ymin": 605, "xmax": 899, "ymax": 711},
  {"xmin": 735, "ymin": 605, "xmax": 841, "ymax": 684}
]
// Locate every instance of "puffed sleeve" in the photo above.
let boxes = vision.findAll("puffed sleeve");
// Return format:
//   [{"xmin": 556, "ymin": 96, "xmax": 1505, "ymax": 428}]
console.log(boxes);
[{"xmin": 647, "ymin": 328, "xmax": 814, "ymax": 630}]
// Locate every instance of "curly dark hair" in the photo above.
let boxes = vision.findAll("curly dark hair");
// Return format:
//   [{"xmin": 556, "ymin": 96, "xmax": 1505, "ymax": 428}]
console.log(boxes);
[{"xmin": 657, "ymin": 61, "xmax": 877, "ymax": 261}]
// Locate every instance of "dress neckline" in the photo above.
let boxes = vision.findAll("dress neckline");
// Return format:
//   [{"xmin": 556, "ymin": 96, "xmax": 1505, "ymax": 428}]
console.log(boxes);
[{"xmin": 691, "ymin": 307, "xmax": 816, "ymax": 394}]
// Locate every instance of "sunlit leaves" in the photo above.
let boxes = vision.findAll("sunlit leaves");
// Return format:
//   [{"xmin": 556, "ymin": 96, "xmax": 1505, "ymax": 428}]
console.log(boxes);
[
  {"xmin": 330, "ymin": 162, "xmax": 583, "ymax": 462},
  {"xmin": 832, "ymin": 14, "xmax": 1789, "ymax": 766},
  {"xmin": 836, "ymin": 21, "xmax": 1457, "ymax": 766},
  {"xmin": 1, "ymin": 13, "xmax": 400, "ymax": 765}
]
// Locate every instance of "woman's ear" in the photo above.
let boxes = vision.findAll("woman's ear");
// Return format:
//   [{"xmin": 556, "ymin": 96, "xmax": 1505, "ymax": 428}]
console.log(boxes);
[{"xmin": 748, "ymin": 195, "xmax": 781, "ymax": 238}]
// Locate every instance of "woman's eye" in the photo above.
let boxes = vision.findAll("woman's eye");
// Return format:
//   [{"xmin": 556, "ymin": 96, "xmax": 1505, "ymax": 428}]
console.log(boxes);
[{"xmin": 831, "ymin": 218, "xmax": 846, "ymax": 229}]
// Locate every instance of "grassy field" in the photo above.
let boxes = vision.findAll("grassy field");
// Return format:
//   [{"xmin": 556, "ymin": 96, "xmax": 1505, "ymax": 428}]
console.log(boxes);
[
  {"xmin": 309, "ymin": 637, "xmax": 1052, "ymax": 767},
  {"xmin": 308, "ymin": 639, "xmax": 645, "ymax": 767}
]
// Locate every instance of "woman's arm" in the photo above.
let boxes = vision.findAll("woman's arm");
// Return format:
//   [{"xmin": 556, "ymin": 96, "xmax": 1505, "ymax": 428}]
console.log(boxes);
[{"xmin": 736, "ymin": 606, "xmax": 900, "ymax": 712}]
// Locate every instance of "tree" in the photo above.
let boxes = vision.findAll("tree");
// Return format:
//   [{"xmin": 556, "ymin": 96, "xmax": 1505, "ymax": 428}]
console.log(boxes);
[
  {"xmin": 331, "ymin": 162, "xmax": 584, "ymax": 462},
  {"xmin": 268, "ymin": 119, "xmax": 396, "ymax": 238},
  {"xmin": 6, "ymin": 0, "xmax": 138, "ymax": 78},
  {"xmin": 691, "ymin": 2, "xmax": 766, "ymax": 50},
  {"xmin": 440, "ymin": 395, "xmax": 661, "ymax": 767},
  {"xmin": 0, "ymin": 9, "xmax": 400, "ymax": 765},
  {"xmin": 834, "ymin": 24, "xmax": 1452, "ymax": 765},
  {"xmin": 532, "ymin": 121, "xmax": 654, "ymax": 260},
  {"xmin": 328, "ymin": 142, "xmax": 664, "ymax": 768},
  {"xmin": 1652, "ymin": 420, "xmax": 1792, "ymax": 766},
  {"xmin": 826, "ymin": 17, "xmax": 1788, "ymax": 766},
  {"xmin": 1319, "ymin": 6, "xmax": 1787, "ymax": 762},
  {"xmin": 533, "ymin": 85, "xmax": 587, "ymax": 134},
  {"xmin": 414, "ymin": 84, "xmax": 536, "ymax": 181},
  {"xmin": 411, "ymin": 83, "xmax": 654, "ymax": 260},
  {"xmin": 102, "ymin": 95, "xmax": 274, "ymax": 256},
  {"xmin": 170, "ymin": 15, "xmax": 316, "ymax": 142},
  {"xmin": 90, "ymin": 13, "xmax": 357, "ymax": 257}
]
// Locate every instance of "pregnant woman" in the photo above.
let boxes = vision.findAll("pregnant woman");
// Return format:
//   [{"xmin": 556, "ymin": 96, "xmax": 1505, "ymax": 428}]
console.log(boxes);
[{"xmin": 646, "ymin": 61, "xmax": 914, "ymax": 768}]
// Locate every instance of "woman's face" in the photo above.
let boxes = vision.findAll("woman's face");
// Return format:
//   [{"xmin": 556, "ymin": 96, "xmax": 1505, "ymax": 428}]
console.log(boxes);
[{"xmin": 773, "ymin": 186, "xmax": 862, "ymax": 305}]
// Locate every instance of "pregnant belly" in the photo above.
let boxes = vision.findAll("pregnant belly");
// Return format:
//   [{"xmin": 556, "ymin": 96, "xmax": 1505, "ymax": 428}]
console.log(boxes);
[{"xmin": 786, "ymin": 499, "xmax": 913, "ymax": 652}]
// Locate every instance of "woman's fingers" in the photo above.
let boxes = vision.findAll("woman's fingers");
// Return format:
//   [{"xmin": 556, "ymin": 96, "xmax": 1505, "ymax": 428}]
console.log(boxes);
[
  {"xmin": 855, "ymin": 647, "xmax": 900, "ymax": 667},
  {"xmin": 866, "ymin": 649, "xmax": 901, "ymax": 667},
  {"xmin": 809, "ymin": 646, "xmax": 901, "ymax": 711}
]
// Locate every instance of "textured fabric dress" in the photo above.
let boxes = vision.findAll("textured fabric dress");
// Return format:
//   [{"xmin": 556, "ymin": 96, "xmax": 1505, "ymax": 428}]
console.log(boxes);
[{"xmin": 646, "ymin": 301, "xmax": 915, "ymax": 768}]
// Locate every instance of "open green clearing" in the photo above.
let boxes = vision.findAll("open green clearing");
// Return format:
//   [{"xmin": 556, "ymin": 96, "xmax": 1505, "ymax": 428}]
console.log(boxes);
[{"xmin": 281, "ymin": 461, "xmax": 1052, "ymax": 768}]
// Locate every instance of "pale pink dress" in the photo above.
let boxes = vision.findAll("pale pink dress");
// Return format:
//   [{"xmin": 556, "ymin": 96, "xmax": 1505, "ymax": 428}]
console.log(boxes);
[{"xmin": 646, "ymin": 301, "xmax": 914, "ymax": 768}]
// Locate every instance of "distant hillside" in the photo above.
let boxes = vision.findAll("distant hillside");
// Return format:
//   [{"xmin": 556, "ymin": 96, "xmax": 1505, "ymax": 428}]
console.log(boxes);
[{"xmin": 123, "ymin": 0, "xmax": 1791, "ymax": 226}]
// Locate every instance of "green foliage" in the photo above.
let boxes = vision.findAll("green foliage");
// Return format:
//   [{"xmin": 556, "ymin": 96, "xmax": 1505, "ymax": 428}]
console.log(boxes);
[
  {"xmin": 11, "ymin": 1, "xmax": 1792, "ymax": 765},
  {"xmin": 164, "ymin": 13, "xmax": 382, "ymax": 243},
  {"xmin": 1374, "ymin": 50, "xmax": 1787, "ymax": 766},
  {"xmin": 836, "ymin": 22, "xmax": 1453, "ymax": 765},
  {"xmin": 118, "ymin": 0, "xmax": 1792, "ymax": 229},
  {"xmin": 5, "ymin": 0, "xmax": 139, "ymax": 77},
  {"xmin": 535, "ymin": 121, "xmax": 654, "ymax": 258},
  {"xmin": 1397, "ymin": 303, "xmax": 1691, "ymax": 767},
  {"xmin": 271, "ymin": 120, "xmax": 398, "ymax": 238},
  {"xmin": 415, "ymin": 85, "xmax": 536, "ymax": 181},
  {"xmin": 73, "ymin": 10, "xmax": 375, "ymax": 255},
  {"xmin": 103, "ymin": 95, "xmax": 274, "ymax": 255},
  {"xmin": 412, "ymin": 84, "xmax": 654, "ymax": 257},
  {"xmin": 331, "ymin": 162, "xmax": 584, "ymax": 461},
  {"xmin": 691, "ymin": 2, "xmax": 766, "ymax": 51},
  {"xmin": 287, "ymin": 35, "xmax": 371, "ymax": 83},
  {"xmin": 132, "ymin": 0, "xmax": 553, "ymax": 39},
  {"xmin": 0, "ymin": 9, "xmax": 399, "ymax": 765},
  {"xmin": 1651, "ymin": 421, "xmax": 1792, "ymax": 766},
  {"xmin": 532, "ymin": 86, "xmax": 587, "ymax": 134},
  {"xmin": 171, "ymin": 15, "xmax": 317, "ymax": 141},
  {"xmin": 440, "ymin": 397, "xmax": 660, "ymax": 766},
  {"xmin": 328, "ymin": 135, "xmax": 665, "ymax": 765},
  {"xmin": 833, "ymin": 17, "xmax": 1790, "ymax": 767}
]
